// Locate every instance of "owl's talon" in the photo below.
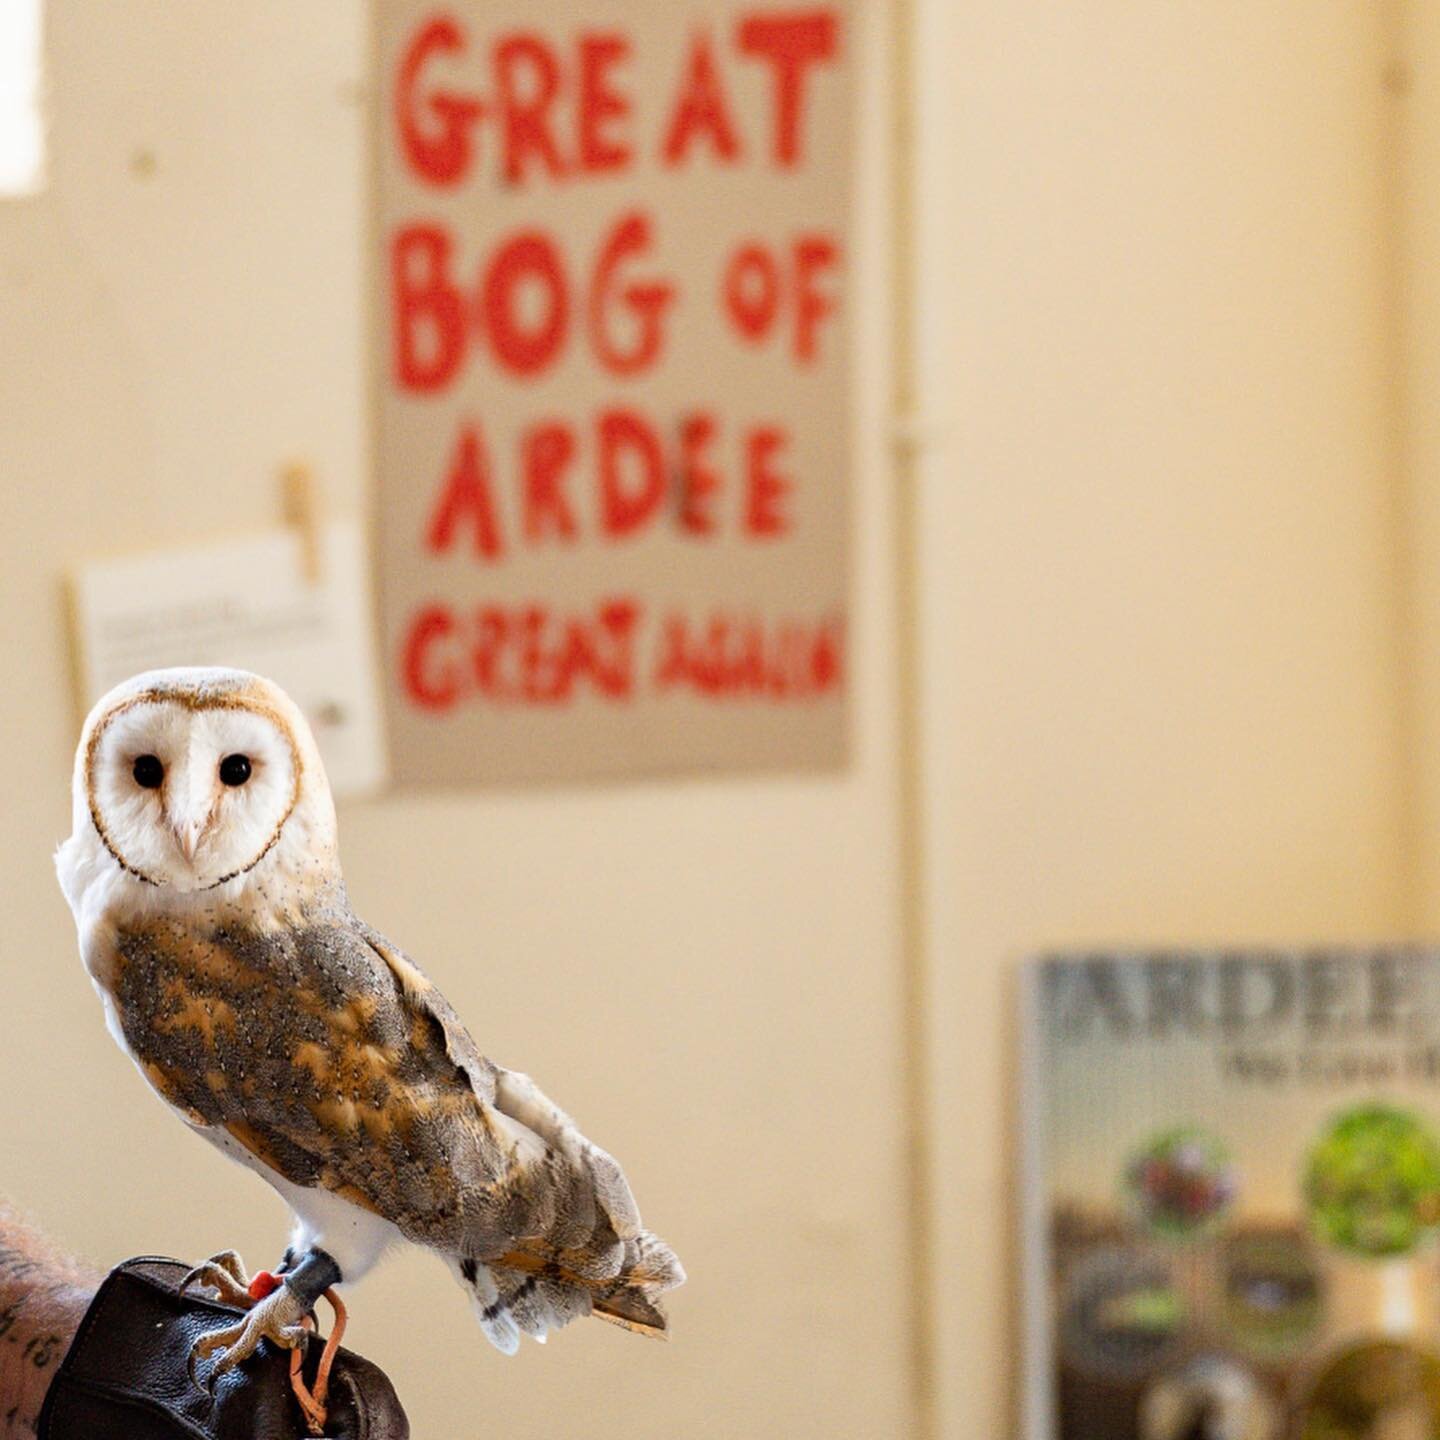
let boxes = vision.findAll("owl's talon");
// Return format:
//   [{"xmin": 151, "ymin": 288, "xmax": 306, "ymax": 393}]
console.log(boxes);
[
  {"xmin": 180, "ymin": 1250, "xmax": 255, "ymax": 1309},
  {"xmin": 193, "ymin": 1322, "xmax": 243, "ymax": 1360},
  {"xmin": 190, "ymin": 1281, "xmax": 311, "ymax": 1378}
]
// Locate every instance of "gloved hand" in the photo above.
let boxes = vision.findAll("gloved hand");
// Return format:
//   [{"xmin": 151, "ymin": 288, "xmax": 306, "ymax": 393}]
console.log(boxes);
[{"xmin": 37, "ymin": 1257, "xmax": 407, "ymax": 1439}]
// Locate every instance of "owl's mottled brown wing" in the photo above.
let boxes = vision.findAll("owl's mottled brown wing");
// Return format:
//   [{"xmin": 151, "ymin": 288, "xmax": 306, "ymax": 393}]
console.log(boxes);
[
  {"xmin": 357, "ymin": 926, "xmax": 643, "ymax": 1238},
  {"xmin": 354, "ymin": 929, "xmax": 681, "ymax": 1346},
  {"xmin": 105, "ymin": 909, "xmax": 677, "ymax": 1342}
]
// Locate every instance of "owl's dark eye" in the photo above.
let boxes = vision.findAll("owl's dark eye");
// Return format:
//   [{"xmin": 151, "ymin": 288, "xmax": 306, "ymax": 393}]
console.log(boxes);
[
  {"xmin": 132, "ymin": 754, "xmax": 164, "ymax": 789},
  {"xmin": 219, "ymin": 754, "xmax": 252, "ymax": 787}
]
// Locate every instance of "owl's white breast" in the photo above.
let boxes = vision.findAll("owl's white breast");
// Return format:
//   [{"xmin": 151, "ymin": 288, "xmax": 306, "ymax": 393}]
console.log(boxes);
[
  {"xmin": 57, "ymin": 828, "xmax": 138, "ymax": 1049},
  {"xmin": 201, "ymin": 1125, "xmax": 403, "ymax": 1281}
]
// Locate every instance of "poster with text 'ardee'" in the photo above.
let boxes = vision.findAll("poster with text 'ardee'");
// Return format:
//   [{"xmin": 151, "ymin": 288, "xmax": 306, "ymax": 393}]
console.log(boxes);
[
  {"xmin": 374, "ymin": 2, "xmax": 853, "ymax": 784},
  {"xmin": 1025, "ymin": 952, "xmax": 1440, "ymax": 1440}
]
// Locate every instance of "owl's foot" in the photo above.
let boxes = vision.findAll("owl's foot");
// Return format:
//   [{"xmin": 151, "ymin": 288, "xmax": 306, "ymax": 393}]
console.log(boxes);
[
  {"xmin": 187, "ymin": 1247, "xmax": 343, "ymax": 1383},
  {"xmin": 191, "ymin": 1280, "xmax": 312, "ymax": 1376},
  {"xmin": 179, "ymin": 1249, "xmax": 256, "ymax": 1309}
]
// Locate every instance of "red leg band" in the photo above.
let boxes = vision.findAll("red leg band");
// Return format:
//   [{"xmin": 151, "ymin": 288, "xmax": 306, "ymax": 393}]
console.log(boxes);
[{"xmin": 248, "ymin": 1270, "xmax": 282, "ymax": 1301}]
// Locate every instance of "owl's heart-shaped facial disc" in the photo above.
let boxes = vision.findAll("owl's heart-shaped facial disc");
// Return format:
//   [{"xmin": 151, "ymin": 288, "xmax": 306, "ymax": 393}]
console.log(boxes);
[{"xmin": 84, "ymin": 691, "xmax": 302, "ymax": 891}]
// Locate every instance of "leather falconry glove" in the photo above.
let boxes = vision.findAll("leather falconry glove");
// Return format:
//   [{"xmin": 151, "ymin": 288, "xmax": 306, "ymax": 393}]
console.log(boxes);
[{"xmin": 37, "ymin": 1257, "xmax": 408, "ymax": 1440}]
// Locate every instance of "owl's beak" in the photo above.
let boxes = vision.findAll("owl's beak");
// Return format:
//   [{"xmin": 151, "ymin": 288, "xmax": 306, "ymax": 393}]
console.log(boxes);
[{"xmin": 172, "ymin": 817, "xmax": 205, "ymax": 863}]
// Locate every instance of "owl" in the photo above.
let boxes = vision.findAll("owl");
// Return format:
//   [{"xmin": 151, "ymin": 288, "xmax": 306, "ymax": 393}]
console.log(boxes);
[{"xmin": 56, "ymin": 667, "xmax": 683, "ymax": 1372}]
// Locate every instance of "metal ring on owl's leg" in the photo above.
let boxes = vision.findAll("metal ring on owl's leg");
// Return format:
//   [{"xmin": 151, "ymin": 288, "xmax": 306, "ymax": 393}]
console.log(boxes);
[{"xmin": 282, "ymin": 1247, "xmax": 343, "ymax": 1312}]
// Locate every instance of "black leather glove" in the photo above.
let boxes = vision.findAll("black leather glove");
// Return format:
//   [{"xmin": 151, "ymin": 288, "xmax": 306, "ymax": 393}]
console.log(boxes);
[{"xmin": 37, "ymin": 1257, "xmax": 407, "ymax": 1439}]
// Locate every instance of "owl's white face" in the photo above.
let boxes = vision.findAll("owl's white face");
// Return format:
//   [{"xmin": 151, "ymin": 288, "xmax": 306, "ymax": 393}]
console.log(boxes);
[{"xmin": 85, "ymin": 693, "xmax": 303, "ymax": 892}]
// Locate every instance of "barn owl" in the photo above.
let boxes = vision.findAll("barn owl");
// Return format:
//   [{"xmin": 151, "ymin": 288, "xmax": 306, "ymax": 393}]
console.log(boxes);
[{"xmin": 56, "ymin": 667, "xmax": 682, "ymax": 1371}]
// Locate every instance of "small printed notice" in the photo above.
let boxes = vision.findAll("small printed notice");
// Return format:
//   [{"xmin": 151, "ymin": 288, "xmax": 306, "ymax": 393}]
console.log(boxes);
[
  {"xmin": 374, "ymin": 0, "xmax": 854, "ymax": 784},
  {"xmin": 71, "ymin": 520, "xmax": 387, "ymax": 797}
]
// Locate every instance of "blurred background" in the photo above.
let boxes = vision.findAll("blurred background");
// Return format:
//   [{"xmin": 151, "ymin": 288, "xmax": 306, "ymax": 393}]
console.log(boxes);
[{"xmin": 4, "ymin": 2, "xmax": 1439, "ymax": 1437}]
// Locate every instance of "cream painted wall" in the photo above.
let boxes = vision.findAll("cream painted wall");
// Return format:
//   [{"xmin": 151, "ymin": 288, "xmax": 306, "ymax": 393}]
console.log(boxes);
[
  {"xmin": 1399, "ymin": 1, "xmax": 1440, "ymax": 937},
  {"xmin": 910, "ymin": 3, "xmax": 1412, "ymax": 1436},
  {"xmin": 3, "ymin": 4, "xmax": 1427, "ymax": 1439},
  {"xmin": 0, "ymin": 4, "xmax": 909, "ymax": 1438}
]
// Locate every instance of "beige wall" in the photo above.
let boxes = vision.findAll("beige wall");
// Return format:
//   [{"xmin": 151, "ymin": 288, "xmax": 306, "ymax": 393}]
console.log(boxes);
[
  {"xmin": 0, "ymin": 4, "xmax": 909, "ymax": 1438},
  {"xmin": 911, "ymin": 2, "xmax": 1413, "ymax": 1436},
  {"xmin": 1401, "ymin": 0, "xmax": 1440, "ymax": 937},
  {"xmin": 1, "ymin": 3, "xmax": 1429, "ymax": 1438}
]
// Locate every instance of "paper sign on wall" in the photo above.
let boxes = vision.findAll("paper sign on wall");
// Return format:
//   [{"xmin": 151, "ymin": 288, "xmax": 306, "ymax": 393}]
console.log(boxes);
[
  {"xmin": 374, "ymin": 2, "xmax": 853, "ymax": 784},
  {"xmin": 71, "ymin": 520, "xmax": 387, "ymax": 797}
]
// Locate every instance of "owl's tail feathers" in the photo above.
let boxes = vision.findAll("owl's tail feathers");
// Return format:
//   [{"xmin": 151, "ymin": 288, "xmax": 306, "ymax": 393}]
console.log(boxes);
[
  {"xmin": 591, "ymin": 1228, "xmax": 685, "ymax": 1336},
  {"xmin": 456, "ymin": 1064, "xmax": 684, "ymax": 1351},
  {"xmin": 451, "ymin": 1229, "xmax": 685, "ymax": 1355}
]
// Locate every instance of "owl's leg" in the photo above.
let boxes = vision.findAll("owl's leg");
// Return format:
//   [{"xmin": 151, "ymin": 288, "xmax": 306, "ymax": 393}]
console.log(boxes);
[
  {"xmin": 191, "ymin": 1247, "xmax": 342, "ymax": 1376},
  {"xmin": 179, "ymin": 1249, "xmax": 255, "ymax": 1309},
  {"xmin": 181, "ymin": 1246, "xmax": 306, "ymax": 1312}
]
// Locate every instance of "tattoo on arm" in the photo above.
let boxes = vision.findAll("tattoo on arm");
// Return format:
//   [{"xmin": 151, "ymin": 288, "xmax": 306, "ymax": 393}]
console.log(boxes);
[{"xmin": 0, "ymin": 1207, "xmax": 97, "ymax": 1439}]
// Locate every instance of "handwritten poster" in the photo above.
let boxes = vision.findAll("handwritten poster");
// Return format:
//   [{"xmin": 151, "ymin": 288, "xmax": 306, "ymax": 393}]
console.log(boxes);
[{"xmin": 374, "ymin": 2, "xmax": 853, "ymax": 783}]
